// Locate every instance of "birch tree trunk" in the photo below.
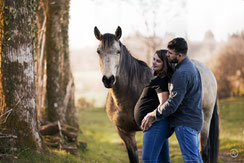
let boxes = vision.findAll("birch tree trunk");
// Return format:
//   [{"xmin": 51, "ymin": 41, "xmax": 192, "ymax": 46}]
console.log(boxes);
[
  {"xmin": 0, "ymin": 0, "xmax": 43, "ymax": 151},
  {"xmin": 46, "ymin": 0, "xmax": 78, "ymax": 128}
]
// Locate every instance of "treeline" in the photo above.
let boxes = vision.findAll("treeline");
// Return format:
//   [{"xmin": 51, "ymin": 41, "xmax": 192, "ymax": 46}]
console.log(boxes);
[
  {"xmin": 124, "ymin": 31, "xmax": 244, "ymax": 99},
  {"xmin": 0, "ymin": 0, "xmax": 78, "ymax": 160},
  {"xmin": 212, "ymin": 32, "xmax": 244, "ymax": 98}
]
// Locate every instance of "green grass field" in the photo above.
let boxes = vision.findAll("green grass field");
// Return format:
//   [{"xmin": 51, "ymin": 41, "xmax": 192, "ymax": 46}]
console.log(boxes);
[
  {"xmin": 14, "ymin": 96, "xmax": 244, "ymax": 162},
  {"xmin": 77, "ymin": 96, "xmax": 244, "ymax": 162},
  {"xmin": 77, "ymin": 106, "xmax": 183, "ymax": 162},
  {"xmin": 218, "ymin": 97, "xmax": 244, "ymax": 162}
]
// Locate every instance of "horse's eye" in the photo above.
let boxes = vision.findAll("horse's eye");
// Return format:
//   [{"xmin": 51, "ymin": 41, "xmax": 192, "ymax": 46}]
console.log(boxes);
[
  {"xmin": 117, "ymin": 50, "xmax": 120, "ymax": 54},
  {"xmin": 97, "ymin": 49, "xmax": 101, "ymax": 54}
]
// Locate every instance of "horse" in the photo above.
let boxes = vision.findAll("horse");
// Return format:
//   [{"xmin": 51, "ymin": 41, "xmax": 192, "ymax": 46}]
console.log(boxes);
[{"xmin": 94, "ymin": 26, "xmax": 219, "ymax": 163}]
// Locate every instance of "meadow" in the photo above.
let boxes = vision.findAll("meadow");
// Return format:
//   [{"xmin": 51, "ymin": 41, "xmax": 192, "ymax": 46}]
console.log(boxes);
[
  {"xmin": 14, "ymin": 96, "xmax": 244, "ymax": 162},
  {"xmin": 76, "ymin": 96, "xmax": 244, "ymax": 163}
]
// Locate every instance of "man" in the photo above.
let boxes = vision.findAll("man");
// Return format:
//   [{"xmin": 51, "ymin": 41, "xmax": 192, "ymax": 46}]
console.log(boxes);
[{"xmin": 141, "ymin": 37, "xmax": 203, "ymax": 163}]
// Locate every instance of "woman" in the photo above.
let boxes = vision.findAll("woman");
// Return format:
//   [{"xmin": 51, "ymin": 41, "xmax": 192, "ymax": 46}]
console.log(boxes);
[{"xmin": 134, "ymin": 49, "xmax": 174, "ymax": 163}]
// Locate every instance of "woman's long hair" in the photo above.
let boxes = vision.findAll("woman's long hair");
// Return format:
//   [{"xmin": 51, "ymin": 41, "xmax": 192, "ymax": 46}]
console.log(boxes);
[{"xmin": 153, "ymin": 49, "xmax": 175, "ymax": 78}]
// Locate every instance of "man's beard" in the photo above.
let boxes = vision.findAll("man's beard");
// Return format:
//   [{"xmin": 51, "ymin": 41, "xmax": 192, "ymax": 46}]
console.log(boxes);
[{"xmin": 169, "ymin": 57, "xmax": 178, "ymax": 63}]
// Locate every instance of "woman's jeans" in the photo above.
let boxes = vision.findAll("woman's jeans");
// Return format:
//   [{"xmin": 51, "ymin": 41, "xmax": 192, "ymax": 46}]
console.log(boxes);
[
  {"xmin": 175, "ymin": 126, "xmax": 203, "ymax": 163},
  {"xmin": 142, "ymin": 118, "xmax": 170, "ymax": 163}
]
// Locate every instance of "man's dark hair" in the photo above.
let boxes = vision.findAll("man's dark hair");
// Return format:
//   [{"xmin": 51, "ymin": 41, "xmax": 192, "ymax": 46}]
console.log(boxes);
[{"xmin": 167, "ymin": 37, "xmax": 188, "ymax": 55}]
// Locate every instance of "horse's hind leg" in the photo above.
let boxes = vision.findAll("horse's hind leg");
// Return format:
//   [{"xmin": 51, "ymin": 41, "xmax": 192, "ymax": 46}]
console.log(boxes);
[
  {"xmin": 200, "ymin": 120, "xmax": 211, "ymax": 163},
  {"xmin": 117, "ymin": 127, "xmax": 139, "ymax": 163},
  {"xmin": 201, "ymin": 104, "xmax": 213, "ymax": 163},
  {"xmin": 201, "ymin": 101, "xmax": 219, "ymax": 163}
]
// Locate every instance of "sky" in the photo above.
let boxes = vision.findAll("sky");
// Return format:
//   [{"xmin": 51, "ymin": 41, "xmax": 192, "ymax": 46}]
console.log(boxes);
[{"xmin": 69, "ymin": 0, "xmax": 244, "ymax": 49}]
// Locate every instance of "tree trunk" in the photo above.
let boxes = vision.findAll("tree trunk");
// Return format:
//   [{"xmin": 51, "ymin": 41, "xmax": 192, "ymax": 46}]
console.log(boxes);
[
  {"xmin": 35, "ymin": 0, "xmax": 47, "ymax": 122},
  {"xmin": 45, "ymin": 0, "xmax": 78, "ymax": 128},
  {"xmin": 0, "ymin": 0, "xmax": 43, "ymax": 152},
  {"xmin": 0, "ymin": 1, "xmax": 5, "ymax": 115}
]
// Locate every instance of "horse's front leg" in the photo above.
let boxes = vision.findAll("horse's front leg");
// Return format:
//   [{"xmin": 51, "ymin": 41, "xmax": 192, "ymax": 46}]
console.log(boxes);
[{"xmin": 117, "ymin": 127, "xmax": 139, "ymax": 163}]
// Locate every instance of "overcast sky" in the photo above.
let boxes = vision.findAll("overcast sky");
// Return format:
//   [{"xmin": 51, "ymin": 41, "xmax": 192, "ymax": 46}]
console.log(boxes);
[{"xmin": 69, "ymin": 0, "xmax": 244, "ymax": 49}]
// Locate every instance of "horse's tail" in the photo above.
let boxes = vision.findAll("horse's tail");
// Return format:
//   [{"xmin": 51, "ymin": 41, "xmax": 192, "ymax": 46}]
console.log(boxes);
[{"xmin": 207, "ymin": 99, "xmax": 219, "ymax": 163}]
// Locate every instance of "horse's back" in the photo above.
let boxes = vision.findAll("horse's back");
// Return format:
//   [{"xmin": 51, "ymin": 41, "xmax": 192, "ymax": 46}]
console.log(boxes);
[{"xmin": 192, "ymin": 59, "xmax": 217, "ymax": 110}]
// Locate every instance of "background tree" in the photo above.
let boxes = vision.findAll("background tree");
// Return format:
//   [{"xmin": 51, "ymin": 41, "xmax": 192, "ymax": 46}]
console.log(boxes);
[
  {"xmin": 213, "ymin": 32, "xmax": 244, "ymax": 98},
  {"xmin": 0, "ymin": 0, "xmax": 4, "ymax": 114},
  {"xmin": 35, "ymin": 0, "xmax": 47, "ymax": 122},
  {"xmin": 135, "ymin": 0, "xmax": 163, "ymax": 64},
  {"xmin": 0, "ymin": 0, "xmax": 43, "ymax": 153},
  {"xmin": 45, "ymin": 0, "xmax": 78, "ymax": 128}
]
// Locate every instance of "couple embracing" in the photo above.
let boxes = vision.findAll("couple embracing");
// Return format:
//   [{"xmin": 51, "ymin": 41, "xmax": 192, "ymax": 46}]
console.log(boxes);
[{"xmin": 134, "ymin": 38, "xmax": 203, "ymax": 163}]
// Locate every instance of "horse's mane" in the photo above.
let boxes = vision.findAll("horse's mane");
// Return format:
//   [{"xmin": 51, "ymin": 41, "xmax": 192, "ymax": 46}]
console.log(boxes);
[{"xmin": 119, "ymin": 42, "xmax": 152, "ymax": 90}]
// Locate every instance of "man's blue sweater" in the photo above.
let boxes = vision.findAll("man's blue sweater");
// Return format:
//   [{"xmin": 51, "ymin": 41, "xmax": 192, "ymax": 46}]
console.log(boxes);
[{"xmin": 155, "ymin": 56, "xmax": 203, "ymax": 131}]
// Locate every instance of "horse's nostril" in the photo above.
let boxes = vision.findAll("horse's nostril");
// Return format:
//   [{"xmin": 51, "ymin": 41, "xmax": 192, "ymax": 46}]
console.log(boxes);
[
  {"xmin": 102, "ymin": 76, "xmax": 107, "ymax": 83},
  {"xmin": 110, "ymin": 75, "xmax": 115, "ymax": 82},
  {"xmin": 102, "ymin": 75, "xmax": 115, "ymax": 88}
]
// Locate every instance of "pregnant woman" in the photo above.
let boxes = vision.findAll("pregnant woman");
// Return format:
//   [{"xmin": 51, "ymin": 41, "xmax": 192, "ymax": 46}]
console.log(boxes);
[{"xmin": 134, "ymin": 49, "xmax": 174, "ymax": 163}]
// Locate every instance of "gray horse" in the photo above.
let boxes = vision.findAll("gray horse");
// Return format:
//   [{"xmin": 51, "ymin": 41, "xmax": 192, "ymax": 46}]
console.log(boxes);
[{"xmin": 94, "ymin": 26, "xmax": 219, "ymax": 163}]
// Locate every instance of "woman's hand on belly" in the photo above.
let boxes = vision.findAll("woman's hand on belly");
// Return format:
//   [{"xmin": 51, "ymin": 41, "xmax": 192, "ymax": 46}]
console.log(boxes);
[{"xmin": 141, "ymin": 111, "xmax": 156, "ymax": 131}]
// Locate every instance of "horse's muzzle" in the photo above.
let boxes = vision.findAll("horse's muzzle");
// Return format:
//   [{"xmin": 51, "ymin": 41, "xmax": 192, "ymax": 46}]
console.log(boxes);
[{"xmin": 102, "ymin": 75, "xmax": 115, "ymax": 88}]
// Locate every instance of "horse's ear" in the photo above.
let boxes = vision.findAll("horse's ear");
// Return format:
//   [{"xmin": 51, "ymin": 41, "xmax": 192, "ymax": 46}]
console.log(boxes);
[
  {"xmin": 94, "ymin": 26, "xmax": 102, "ymax": 40},
  {"xmin": 115, "ymin": 26, "xmax": 122, "ymax": 40}
]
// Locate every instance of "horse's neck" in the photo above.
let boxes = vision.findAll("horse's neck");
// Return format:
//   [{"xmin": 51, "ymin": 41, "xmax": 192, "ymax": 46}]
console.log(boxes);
[
  {"xmin": 109, "ymin": 77, "xmax": 139, "ymax": 109},
  {"xmin": 109, "ymin": 53, "xmax": 152, "ymax": 108}
]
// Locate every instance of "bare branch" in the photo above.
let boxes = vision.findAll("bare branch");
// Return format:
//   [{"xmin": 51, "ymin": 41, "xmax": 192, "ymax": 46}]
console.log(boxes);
[{"xmin": 0, "ymin": 109, "xmax": 12, "ymax": 124}]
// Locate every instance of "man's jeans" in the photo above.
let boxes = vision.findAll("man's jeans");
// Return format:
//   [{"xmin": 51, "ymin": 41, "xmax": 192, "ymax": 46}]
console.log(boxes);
[
  {"xmin": 175, "ymin": 126, "xmax": 203, "ymax": 163},
  {"xmin": 142, "ymin": 118, "xmax": 170, "ymax": 163}
]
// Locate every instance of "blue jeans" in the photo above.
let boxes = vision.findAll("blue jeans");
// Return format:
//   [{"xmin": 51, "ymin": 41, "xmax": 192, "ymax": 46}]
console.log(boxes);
[
  {"xmin": 142, "ymin": 118, "xmax": 170, "ymax": 163},
  {"xmin": 175, "ymin": 126, "xmax": 203, "ymax": 163}
]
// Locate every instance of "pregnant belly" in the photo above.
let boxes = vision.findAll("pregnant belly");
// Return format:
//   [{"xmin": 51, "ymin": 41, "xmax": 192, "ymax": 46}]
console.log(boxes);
[{"xmin": 134, "ymin": 100, "xmax": 159, "ymax": 127}]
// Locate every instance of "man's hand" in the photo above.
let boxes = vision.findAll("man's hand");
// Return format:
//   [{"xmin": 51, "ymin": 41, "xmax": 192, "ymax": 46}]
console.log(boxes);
[{"xmin": 141, "ymin": 111, "xmax": 156, "ymax": 131}]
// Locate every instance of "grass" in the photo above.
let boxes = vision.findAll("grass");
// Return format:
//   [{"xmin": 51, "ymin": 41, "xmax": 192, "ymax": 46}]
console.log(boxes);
[
  {"xmin": 77, "ymin": 106, "xmax": 182, "ymax": 162},
  {"xmin": 77, "ymin": 96, "xmax": 244, "ymax": 162},
  {"xmin": 10, "ymin": 96, "xmax": 244, "ymax": 162},
  {"xmin": 3, "ymin": 148, "xmax": 80, "ymax": 163},
  {"xmin": 218, "ymin": 96, "xmax": 244, "ymax": 159},
  {"xmin": 78, "ymin": 107, "xmax": 129, "ymax": 162}
]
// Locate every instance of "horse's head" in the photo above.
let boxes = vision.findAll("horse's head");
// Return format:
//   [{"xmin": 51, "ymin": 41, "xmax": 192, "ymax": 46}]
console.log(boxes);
[{"xmin": 94, "ymin": 26, "xmax": 122, "ymax": 88}]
